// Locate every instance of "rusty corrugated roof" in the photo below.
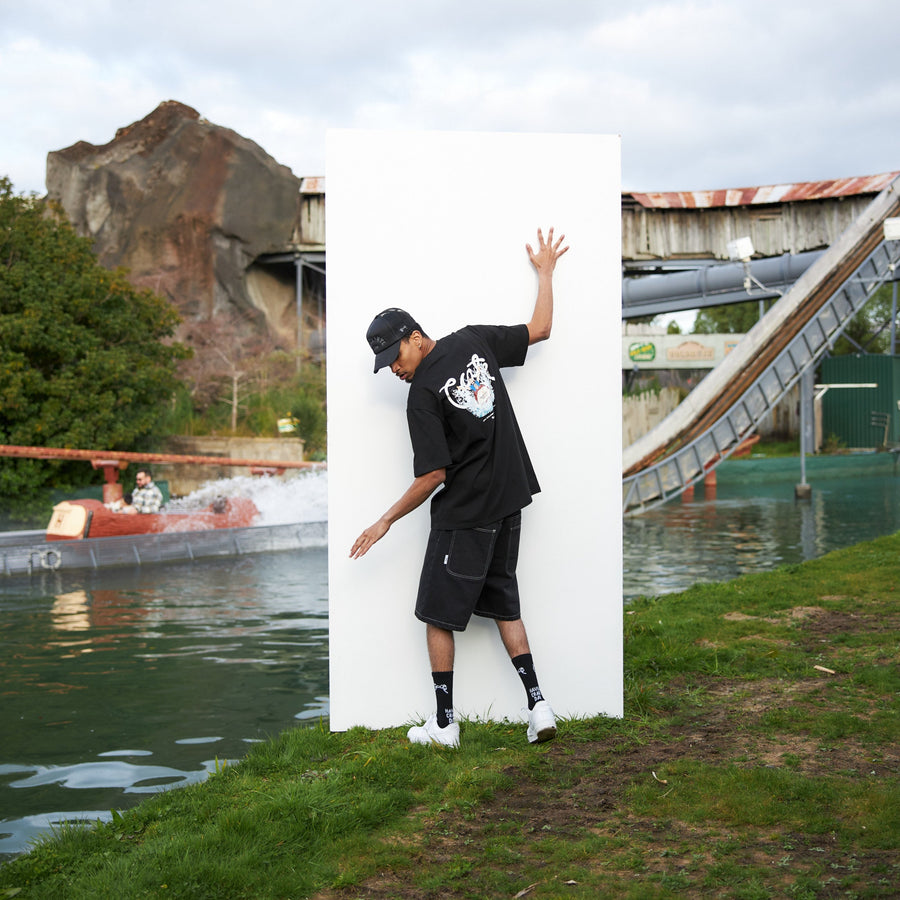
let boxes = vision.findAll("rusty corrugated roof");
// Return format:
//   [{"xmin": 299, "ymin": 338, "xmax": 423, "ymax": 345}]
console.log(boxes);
[
  {"xmin": 626, "ymin": 172, "xmax": 899, "ymax": 209},
  {"xmin": 300, "ymin": 176, "xmax": 325, "ymax": 193}
]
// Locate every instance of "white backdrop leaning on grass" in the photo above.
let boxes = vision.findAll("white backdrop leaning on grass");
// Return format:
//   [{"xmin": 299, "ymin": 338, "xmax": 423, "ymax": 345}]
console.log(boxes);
[{"xmin": 326, "ymin": 129, "xmax": 623, "ymax": 731}]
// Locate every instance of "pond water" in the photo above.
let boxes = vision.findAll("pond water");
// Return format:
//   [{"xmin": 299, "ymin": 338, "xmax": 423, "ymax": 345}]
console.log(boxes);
[
  {"xmin": 4, "ymin": 465, "xmax": 900, "ymax": 861},
  {"xmin": 0, "ymin": 549, "xmax": 329, "ymax": 860},
  {"xmin": 623, "ymin": 470, "xmax": 900, "ymax": 600}
]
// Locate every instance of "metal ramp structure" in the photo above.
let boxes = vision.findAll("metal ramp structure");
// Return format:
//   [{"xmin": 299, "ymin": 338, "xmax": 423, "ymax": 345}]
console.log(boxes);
[{"xmin": 623, "ymin": 176, "xmax": 900, "ymax": 515}]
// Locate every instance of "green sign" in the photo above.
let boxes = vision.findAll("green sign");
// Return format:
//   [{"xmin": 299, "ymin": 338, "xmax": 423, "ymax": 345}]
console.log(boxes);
[{"xmin": 628, "ymin": 341, "xmax": 656, "ymax": 363}]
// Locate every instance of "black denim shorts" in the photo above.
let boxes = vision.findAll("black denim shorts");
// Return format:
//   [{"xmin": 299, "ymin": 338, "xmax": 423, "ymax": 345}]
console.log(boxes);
[{"xmin": 415, "ymin": 511, "xmax": 522, "ymax": 631}]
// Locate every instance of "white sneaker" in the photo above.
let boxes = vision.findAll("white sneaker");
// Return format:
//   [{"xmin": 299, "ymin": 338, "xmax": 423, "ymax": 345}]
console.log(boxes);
[
  {"xmin": 526, "ymin": 700, "xmax": 557, "ymax": 744},
  {"xmin": 407, "ymin": 713, "xmax": 460, "ymax": 748}
]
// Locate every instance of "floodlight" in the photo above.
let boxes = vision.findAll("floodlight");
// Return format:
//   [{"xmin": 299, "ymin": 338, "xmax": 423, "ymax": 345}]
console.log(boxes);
[
  {"xmin": 727, "ymin": 236, "xmax": 754, "ymax": 262},
  {"xmin": 883, "ymin": 218, "xmax": 900, "ymax": 241}
]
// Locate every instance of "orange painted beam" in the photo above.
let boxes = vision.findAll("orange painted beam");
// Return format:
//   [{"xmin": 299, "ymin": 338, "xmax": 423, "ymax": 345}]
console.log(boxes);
[{"xmin": 0, "ymin": 444, "xmax": 324, "ymax": 470}]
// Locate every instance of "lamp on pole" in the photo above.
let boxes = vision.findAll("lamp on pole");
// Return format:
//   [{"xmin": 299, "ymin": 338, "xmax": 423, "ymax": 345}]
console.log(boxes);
[
  {"xmin": 727, "ymin": 236, "xmax": 783, "ymax": 322},
  {"xmin": 884, "ymin": 218, "xmax": 900, "ymax": 355}
]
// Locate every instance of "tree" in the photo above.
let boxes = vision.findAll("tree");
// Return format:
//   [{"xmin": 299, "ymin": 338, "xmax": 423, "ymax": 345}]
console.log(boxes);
[
  {"xmin": 693, "ymin": 298, "xmax": 776, "ymax": 334},
  {"xmin": 693, "ymin": 285, "xmax": 897, "ymax": 354},
  {"xmin": 830, "ymin": 283, "xmax": 895, "ymax": 356},
  {"xmin": 179, "ymin": 310, "xmax": 280, "ymax": 434},
  {"xmin": 0, "ymin": 177, "xmax": 189, "ymax": 507}
]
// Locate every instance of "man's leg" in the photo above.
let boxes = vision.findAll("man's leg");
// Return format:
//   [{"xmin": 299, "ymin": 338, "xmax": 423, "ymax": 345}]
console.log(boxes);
[
  {"xmin": 407, "ymin": 623, "xmax": 460, "ymax": 747},
  {"xmin": 496, "ymin": 617, "xmax": 530, "ymax": 659},
  {"xmin": 497, "ymin": 618, "xmax": 544, "ymax": 708},
  {"xmin": 497, "ymin": 618, "xmax": 556, "ymax": 743},
  {"xmin": 427, "ymin": 624, "xmax": 455, "ymax": 729},
  {"xmin": 410, "ymin": 521, "xmax": 487, "ymax": 748},
  {"xmin": 427, "ymin": 623, "xmax": 455, "ymax": 670}
]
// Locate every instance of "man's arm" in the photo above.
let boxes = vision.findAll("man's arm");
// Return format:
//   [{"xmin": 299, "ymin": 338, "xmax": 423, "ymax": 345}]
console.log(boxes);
[
  {"xmin": 525, "ymin": 226, "xmax": 569, "ymax": 345},
  {"xmin": 349, "ymin": 468, "xmax": 446, "ymax": 559}
]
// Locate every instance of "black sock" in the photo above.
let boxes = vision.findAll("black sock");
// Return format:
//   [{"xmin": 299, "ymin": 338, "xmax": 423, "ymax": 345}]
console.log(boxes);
[
  {"xmin": 432, "ymin": 671, "xmax": 454, "ymax": 728},
  {"xmin": 512, "ymin": 653, "xmax": 544, "ymax": 710}
]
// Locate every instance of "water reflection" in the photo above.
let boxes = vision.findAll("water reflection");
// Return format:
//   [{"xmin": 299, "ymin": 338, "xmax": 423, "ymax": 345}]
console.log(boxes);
[
  {"xmin": 10, "ymin": 759, "xmax": 215, "ymax": 793},
  {"xmin": 50, "ymin": 591, "xmax": 92, "ymax": 632},
  {"xmin": 0, "ymin": 548, "xmax": 328, "ymax": 860},
  {"xmin": 623, "ymin": 473, "xmax": 900, "ymax": 601}
]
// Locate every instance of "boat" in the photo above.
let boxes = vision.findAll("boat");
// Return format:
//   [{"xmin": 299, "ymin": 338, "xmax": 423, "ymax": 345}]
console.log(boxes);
[
  {"xmin": 1, "ymin": 519, "xmax": 327, "ymax": 579},
  {"xmin": 2, "ymin": 500, "xmax": 326, "ymax": 577},
  {"xmin": 45, "ymin": 497, "xmax": 259, "ymax": 541}
]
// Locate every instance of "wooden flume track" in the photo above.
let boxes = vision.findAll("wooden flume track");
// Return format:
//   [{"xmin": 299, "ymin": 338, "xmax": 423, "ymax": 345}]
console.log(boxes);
[{"xmin": 623, "ymin": 177, "xmax": 900, "ymax": 513}]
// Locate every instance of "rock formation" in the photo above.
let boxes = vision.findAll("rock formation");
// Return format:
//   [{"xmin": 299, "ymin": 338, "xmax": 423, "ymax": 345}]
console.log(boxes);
[{"xmin": 46, "ymin": 101, "xmax": 318, "ymax": 348}]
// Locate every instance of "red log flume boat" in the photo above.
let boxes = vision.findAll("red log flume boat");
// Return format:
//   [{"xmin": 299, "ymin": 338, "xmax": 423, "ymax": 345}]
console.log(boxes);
[{"xmin": 46, "ymin": 498, "xmax": 259, "ymax": 541}]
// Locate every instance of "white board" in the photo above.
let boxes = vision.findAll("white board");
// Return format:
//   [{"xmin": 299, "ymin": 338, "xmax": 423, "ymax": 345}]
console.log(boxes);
[{"xmin": 327, "ymin": 129, "xmax": 622, "ymax": 731}]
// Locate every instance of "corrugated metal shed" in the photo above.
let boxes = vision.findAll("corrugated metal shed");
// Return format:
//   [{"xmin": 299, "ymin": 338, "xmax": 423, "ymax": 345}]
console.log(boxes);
[
  {"xmin": 291, "ymin": 173, "xmax": 900, "ymax": 259},
  {"xmin": 622, "ymin": 172, "xmax": 900, "ymax": 261},
  {"xmin": 626, "ymin": 172, "xmax": 899, "ymax": 210},
  {"xmin": 299, "ymin": 176, "xmax": 324, "ymax": 194},
  {"xmin": 287, "ymin": 171, "xmax": 900, "ymax": 265}
]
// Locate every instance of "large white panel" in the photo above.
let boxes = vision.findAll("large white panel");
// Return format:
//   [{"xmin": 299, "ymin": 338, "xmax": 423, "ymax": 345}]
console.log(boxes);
[{"xmin": 327, "ymin": 130, "xmax": 622, "ymax": 731}]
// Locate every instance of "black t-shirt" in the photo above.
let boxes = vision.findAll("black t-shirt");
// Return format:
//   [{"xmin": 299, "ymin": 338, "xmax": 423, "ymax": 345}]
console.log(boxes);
[{"xmin": 407, "ymin": 324, "xmax": 540, "ymax": 530}]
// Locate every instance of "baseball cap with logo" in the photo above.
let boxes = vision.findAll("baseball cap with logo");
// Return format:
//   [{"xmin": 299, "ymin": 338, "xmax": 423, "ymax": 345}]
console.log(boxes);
[{"xmin": 366, "ymin": 308, "xmax": 422, "ymax": 373}]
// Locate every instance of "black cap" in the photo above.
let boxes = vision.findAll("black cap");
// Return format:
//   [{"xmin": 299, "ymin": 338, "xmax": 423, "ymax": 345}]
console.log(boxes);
[{"xmin": 366, "ymin": 308, "xmax": 422, "ymax": 373}]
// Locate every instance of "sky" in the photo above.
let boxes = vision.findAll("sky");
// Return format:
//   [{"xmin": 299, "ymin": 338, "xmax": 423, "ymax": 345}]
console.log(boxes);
[{"xmin": 3, "ymin": 0, "xmax": 900, "ymax": 198}]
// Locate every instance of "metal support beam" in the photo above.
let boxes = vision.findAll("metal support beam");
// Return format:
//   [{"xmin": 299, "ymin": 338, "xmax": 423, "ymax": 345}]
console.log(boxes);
[{"xmin": 296, "ymin": 257, "xmax": 305, "ymax": 358}]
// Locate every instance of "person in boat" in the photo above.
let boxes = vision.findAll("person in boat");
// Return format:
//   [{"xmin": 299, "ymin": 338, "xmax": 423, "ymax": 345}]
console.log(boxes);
[
  {"xmin": 349, "ymin": 226, "xmax": 568, "ymax": 749},
  {"xmin": 104, "ymin": 492, "xmax": 138, "ymax": 514},
  {"xmin": 131, "ymin": 469, "xmax": 164, "ymax": 514}
]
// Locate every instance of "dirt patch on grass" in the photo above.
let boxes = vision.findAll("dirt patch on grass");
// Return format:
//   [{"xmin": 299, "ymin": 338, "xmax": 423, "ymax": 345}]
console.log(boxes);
[{"xmin": 317, "ymin": 612, "xmax": 898, "ymax": 899}]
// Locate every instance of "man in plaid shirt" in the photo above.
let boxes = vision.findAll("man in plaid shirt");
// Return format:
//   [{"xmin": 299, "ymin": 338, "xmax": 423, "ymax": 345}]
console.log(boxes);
[{"xmin": 132, "ymin": 469, "xmax": 164, "ymax": 514}]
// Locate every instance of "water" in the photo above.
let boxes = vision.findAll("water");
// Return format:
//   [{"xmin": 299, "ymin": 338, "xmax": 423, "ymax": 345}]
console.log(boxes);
[
  {"xmin": 164, "ymin": 469, "xmax": 329, "ymax": 527},
  {"xmin": 623, "ymin": 471, "xmax": 900, "ymax": 601},
  {"xmin": 5, "ymin": 467, "xmax": 900, "ymax": 861},
  {"xmin": 0, "ymin": 474, "xmax": 329, "ymax": 861}
]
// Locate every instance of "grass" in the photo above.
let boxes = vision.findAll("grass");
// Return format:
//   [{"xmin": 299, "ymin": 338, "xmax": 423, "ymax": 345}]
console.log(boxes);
[
  {"xmin": 747, "ymin": 437, "xmax": 801, "ymax": 457},
  {"xmin": 2, "ymin": 534, "xmax": 899, "ymax": 898}
]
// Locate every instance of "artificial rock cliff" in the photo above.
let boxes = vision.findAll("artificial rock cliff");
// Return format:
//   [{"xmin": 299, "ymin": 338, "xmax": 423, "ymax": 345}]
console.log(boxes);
[{"xmin": 46, "ymin": 101, "xmax": 311, "ymax": 347}]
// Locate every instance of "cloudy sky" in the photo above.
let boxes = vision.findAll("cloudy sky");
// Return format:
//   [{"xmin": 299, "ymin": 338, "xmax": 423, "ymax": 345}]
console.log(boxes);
[{"xmin": 4, "ymin": 0, "xmax": 900, "ymax": 197}]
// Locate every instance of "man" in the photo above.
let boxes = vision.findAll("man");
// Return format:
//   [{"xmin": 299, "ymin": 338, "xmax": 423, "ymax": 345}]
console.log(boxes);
[
  {"xmin": 131, "ymin": 469, "xmax": 164, "ymax": 514},
  {"xmin": 350, "ymin": 226, "xmax": 568, "ymax": 748}
]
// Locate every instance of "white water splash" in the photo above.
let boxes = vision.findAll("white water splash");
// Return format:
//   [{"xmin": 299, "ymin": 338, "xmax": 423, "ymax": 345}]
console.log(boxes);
[{"xmin": 165, "ymin": 469, "xmax": 328, "ymax": 526}]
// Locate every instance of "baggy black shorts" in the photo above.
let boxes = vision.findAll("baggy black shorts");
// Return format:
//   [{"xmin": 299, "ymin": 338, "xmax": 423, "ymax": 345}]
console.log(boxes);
[{"xmin": 415, "ymin": 511, "xmax": 522, "ymax": 632}]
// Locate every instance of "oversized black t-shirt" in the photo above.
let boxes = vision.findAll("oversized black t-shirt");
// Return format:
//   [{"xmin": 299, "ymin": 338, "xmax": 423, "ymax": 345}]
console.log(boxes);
[{"xmin": 407, "ymin": 324, "xmax": 540, "ymax": 530}]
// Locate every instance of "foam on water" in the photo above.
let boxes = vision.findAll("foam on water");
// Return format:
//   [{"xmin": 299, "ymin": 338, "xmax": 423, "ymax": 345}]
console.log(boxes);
[{"xmin": 165, "ymin": 468, "xmax": 328, "ymax": 527}]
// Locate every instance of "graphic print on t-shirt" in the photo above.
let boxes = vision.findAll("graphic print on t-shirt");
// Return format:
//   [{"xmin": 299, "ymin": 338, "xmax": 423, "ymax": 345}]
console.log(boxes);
[{"xmin": 440, "ymin": 353, "xmax": 496, "ymax": 419}]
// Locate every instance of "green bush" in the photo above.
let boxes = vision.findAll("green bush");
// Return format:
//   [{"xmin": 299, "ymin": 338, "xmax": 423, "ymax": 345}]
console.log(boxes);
[{"xmin": 158, "ymin": 363, "xmax": 327, "ymax": 456}]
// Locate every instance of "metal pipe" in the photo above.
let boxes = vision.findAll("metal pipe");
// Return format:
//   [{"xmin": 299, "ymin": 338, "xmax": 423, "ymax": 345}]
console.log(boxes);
[
  {"xmin": 796, "ymin": 370, "xmax": 811, "ymax": 499},
  {"xmin": 622, "ymin": 250, "xmax": 822, "ymax": 318}
]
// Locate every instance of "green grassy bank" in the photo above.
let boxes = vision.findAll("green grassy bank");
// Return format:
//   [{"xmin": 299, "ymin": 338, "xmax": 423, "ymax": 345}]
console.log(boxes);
[{"xmin": 2, "ymin": 535, "xmax": 899, "ymax": 899}]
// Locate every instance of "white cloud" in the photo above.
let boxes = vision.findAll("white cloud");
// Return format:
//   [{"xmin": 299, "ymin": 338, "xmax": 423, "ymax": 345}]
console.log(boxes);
[{"xmin": 2, "ymin": 0, "xmax": 900, "ymax": 195}]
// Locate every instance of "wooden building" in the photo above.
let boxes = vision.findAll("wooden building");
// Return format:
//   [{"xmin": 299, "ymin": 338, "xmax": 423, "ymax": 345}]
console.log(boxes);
[
  {"xmin": 622, "ymin": 172, "xmax": 898, "ymax": 266},
  {"xmin": 258, "ymin": 172, "xmax": 900, "ymax": 356}
]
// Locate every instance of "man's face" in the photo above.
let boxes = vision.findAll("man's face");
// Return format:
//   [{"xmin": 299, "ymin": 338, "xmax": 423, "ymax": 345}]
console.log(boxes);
[
  {"xmin": 135, "ymin": 472, "xmax": 151, "ymax": 488},
  {"xmin": 389, "ymin": 334, "xmax": 426, "ymax": 383}
]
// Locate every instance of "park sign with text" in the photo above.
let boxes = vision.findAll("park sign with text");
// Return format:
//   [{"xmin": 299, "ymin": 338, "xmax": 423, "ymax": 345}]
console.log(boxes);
[{"xmin": 624, "ymin": 333, "xmax": 743, "ymax": 370}]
